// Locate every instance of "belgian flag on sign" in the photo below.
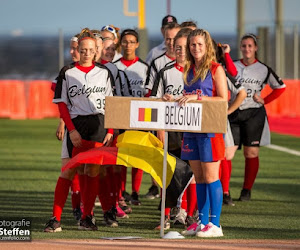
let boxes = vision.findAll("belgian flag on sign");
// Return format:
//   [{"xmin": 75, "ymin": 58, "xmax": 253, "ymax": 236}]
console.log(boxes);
[{"xmin": 138, "ymin": 108, "xmax": 158, "ymax": 122}]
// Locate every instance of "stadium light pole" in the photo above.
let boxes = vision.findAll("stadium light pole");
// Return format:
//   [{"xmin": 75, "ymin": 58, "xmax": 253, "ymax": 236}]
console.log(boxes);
[
  {"xmin": 275, "ymin": 0, "xmax": 285, "ymax": 78},
  {"xmin": 237, "ymin": 0, "xmax": 245, "ymax": 58},
  {"xmin": 294, "ymin": 24, "xmax": 299, "ymax": 80},
  {"xmin": 58, "ymin": 29, "xmax": 64, "ymax": 71},
  {"xmin": 123, "ymin": 0, "xmax": 149, "ymax": 60},
  {"xmin": 166, "ymin": 0, "xmax": 171, "ymax": 15}
]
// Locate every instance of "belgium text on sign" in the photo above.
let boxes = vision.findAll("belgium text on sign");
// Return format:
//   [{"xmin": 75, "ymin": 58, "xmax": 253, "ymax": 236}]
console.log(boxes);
[{"xmin": 130, "ymin": 101, "xmax": 202, "ymax": 131}]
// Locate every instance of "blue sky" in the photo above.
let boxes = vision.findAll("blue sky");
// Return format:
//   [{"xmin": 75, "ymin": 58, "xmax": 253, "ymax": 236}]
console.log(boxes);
[{"xmin": 0, "ymin": 0, "xmax": 299, "ymax": 37}]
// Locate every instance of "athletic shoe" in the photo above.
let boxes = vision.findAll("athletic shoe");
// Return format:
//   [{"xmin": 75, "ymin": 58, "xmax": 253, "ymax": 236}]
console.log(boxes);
[
  {"xmin": 116, "ymin": 206, "xmax": 129, "ymax": 219},
  {"xmin": 170, "ymin": 207, "xmax": 180, "ymax": 221},
  {"xmin": 72, "ymin": 208, "xmax": 82, "ymax": 224},
  {"xmin": 193, "ymin": 210, "xmax": 199, "ymax": 221},
  {"xmin": 181, "ymin": 222, "xmax": 204, "ymax": 236},
  {"xmin": 145, "ymin": 185, "xmax": 159, "ymax": 199},
  {"xmin": 174, "ymin": 208, "xmax": 187, "ymax": 225},
  {"xmin": 91, "ymin": 214, "xmax": 96, "ymax": 225},
  {"xmin": 196, "ymin": 222, "xmax": 223, "ymax": 237},
  {"xmin": 185, "ymin": 215, "xmax": 197, "ymax": 227},
  {"xmin": 154, "ymin": 216, "xmax": 170, "ymax": 230},
  {"xmin": 78, "ymin": 215, "xmax": 98, "ymax": 231},
  {"xmin": 239, "ymin": 188, "xmax": 251, "ymax": 201},
  {"xmin": 119, "ymin": 197, "xmax": 132, "ymax": 214},
  {"xmin": 104, "ymin": 207, "xmax": 118, "ymax": 227},
  {"xmin": 44, "ymin": 217, "xmax": 62, "ymax": 233},
  {"xmin": 122, "ymin": 191, "xmax": 132, "ymax": 203},
  {"xmin": 131, "ymin": 192, "xmax": 141, "ymax": 206},
  {"xmin": 223, "ymin": 193, "xmax": 235, "ymax": 206}
]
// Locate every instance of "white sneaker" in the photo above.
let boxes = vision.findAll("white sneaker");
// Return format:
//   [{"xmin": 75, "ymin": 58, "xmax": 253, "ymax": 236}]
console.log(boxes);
[
  {"xmin": 174, "ymin": 208, "xmax": 187, "ymax": 225},
  {"xmin": 196, "ymin": 222, "xmax": 224, "ymax": 237},
  {"xmin": 181, "ymin": 222, "xmax": 204, "ymax": 236}
]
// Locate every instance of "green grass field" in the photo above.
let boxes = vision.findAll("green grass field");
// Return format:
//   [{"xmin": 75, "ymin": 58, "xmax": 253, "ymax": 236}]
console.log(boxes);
[{"xmin": 0, "ymin": 119, "xmax": 299, "ymax": 240}]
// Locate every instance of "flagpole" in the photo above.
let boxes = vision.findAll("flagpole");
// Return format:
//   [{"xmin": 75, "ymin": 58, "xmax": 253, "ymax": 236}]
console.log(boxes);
[{"xmin": 160, "ymin": 131, "xmax": 168, "ymax": 237}]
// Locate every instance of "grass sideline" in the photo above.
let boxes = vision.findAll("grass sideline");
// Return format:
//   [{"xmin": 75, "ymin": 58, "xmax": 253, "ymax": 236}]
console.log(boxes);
[{"xmin": 0, "ymin": 118, "xmax": 299, "ymax": 240}]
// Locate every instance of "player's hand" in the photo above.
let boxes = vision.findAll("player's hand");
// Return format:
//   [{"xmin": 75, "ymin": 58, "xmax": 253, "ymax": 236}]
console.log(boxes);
[
  {"xmin": 157, "ymin": 130, "xmax": 165, "ymax": 145},
  {"xmin": 253, "ymin": 93, "xmax": 264, "ymax": 104},
  {"xmin": 222, "ymin": 44, "xmax": 231, "ymax": 53},
  {"xmin": 162, "ymin": 94, "xmax": 174, "ymax": 101},
  {"xmin": 70, "ymin": 130, "xmax": 82, "ymax": 148},
  {"xmin": 176, "ymin": 95, "xmax": 197, "ymax": 106},
  {"xmin": 56, "ymin": 120, "xmax": 65, "ymax": 140},
  {"xmin": 103, "ymin": 133, "xmax": 113, "ymax": 146}
]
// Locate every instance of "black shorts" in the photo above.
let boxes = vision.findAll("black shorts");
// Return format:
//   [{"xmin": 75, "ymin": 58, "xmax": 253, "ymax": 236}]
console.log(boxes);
[
  {"xmin": 228, "ymin": 107, "xmax": 266, "ymax": 147},
  {"xmin": 168, "ymin": 132, "xmax": 183, "ymax": 152},
  {"xmin": 67, "ymin": 113, "xmax": 107, "ymax": 157}
]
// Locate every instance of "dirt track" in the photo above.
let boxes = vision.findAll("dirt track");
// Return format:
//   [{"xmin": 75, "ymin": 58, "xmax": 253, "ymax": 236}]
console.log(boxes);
[{"xmin": 2, "ymin": 239, "xmax": 300, "ymax": 250}]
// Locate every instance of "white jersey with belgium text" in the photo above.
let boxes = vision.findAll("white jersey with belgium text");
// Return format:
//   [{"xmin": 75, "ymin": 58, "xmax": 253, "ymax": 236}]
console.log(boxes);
[
  {"xmin": 145, "ymin": 52, "xmax": 175, "ymax": 92},
  {"xmin": 104, "ymin": 62, "xmax": 119, "ymax": 96},
  {"xmin": 53, "ymin": 63, "xmax": 113, "ymax": 118},
  {"xmin": 114, "ymin": 58, "xmax": 149, "ymax": 97},
  {"xmin": 118, "ymin": 70, "xmax": 132, "ymax": 96},
  {"xmin": 104, "ymin": 62, "xmax": 132, "ymax": 96},
  {"xmin": 146, "ymin": 41, "xmax": 166, "ymax": 65},
  {"xmin": 151, "ymin": 62, "xmax": 184, "ymax": 98},
  {"xmin": 234, "ymin": 60, "xmax": 285, "ymax": 110}
]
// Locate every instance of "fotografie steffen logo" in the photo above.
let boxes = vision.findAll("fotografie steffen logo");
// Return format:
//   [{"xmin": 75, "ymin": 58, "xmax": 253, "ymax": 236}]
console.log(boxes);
[{"xmin": 0, "ymin": 218, "xmax": 31, "ymax": 241}]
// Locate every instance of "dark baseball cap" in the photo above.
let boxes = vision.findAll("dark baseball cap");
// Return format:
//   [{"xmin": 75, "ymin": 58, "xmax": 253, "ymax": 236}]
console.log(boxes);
[
  {"xmin": 120, "ymin": 29, "xmax": 139, "ymax": 42},
  {"xmin": 162, "ymin": 15, "xmax": 178, "ymax": 27}
]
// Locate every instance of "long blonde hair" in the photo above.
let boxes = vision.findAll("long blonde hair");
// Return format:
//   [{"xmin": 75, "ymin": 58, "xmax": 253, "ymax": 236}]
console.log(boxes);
[{"xmin": 183, "ymin": 29, "xmax": 216, "ymax": 85}]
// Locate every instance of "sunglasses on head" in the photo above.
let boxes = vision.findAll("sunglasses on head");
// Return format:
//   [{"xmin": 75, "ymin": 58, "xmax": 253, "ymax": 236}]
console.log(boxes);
[
  {"xmin": 101, "ymin": 26, "xmax": 117, "ymax": 39},
  {"xmin": 93, "ymin": 33, "xmax": 103, "ymax": 40}
]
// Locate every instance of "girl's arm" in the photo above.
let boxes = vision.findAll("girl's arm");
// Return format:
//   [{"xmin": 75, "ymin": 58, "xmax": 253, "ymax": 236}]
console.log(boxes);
[
  {"xmin": 211, "ymin": 66, "xmax": 228, "ymax": 101},
  {"xmin": 228, "ymin": 89, "xmax": 247, "ymax": 115}
]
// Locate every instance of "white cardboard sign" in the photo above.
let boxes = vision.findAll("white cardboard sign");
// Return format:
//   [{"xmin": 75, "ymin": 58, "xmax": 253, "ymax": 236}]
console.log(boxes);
[{"xmin": 130, "ymin": 101, "xmax": 202, "ymax": 131}]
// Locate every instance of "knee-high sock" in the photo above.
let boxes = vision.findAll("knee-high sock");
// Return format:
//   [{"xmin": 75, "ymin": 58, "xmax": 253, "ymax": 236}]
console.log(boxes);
[
  {"xmin": 98, "ymin": 173, "xmax": 113, "ymax": 212},
  {"xmin": 227, "ymin": 160, "xmax": 232, "ymax": 178},
  {"xmin": 121, "ymin": 166, "xmax": 127, "ymax": 194},
  {"xmin": 113, "ymin": 168, "xmax": 123, "ymax": 201},
  {"xmin": 71, "ymin": 173, "xmax": 81, "ymax": 209},
  {"xmin": 53, "ymin": 177, "xmax": 72, "ymax": 221},
  {"xmin": 220, "ymin": 159, "xmax": 230, "ymax": 194},
  {"xmin": 243, "ymin": 157, "xmax": 259, "ymax": 190},
  {"xmin": 107, "ymin": 166, "xmax": 117, "ymax": 207},
  {"xmin": 78, "ymin": 174, "xmax": 87, "ymax": 213},
  {"xmin": 165, "ymin": 207, "xmax": 171, "ymax": 217},
  {"xmin": 196, "ymin": 183, "xmax": 210, "ymax": 225},
  {"xmin": 186, "ymin": 183, "xmax": 197, "ymax": 216},
  {"xmin": 82, "ymin": 175, "xmax": 99, "ymax": 218},
  {"xmin": 208, "ymin": 180, "xmax": 223, "ymax": 227},
  {"xmin": 132, "ymin": 168, "xmax": 143, "ymax": 193},
  {"xmin": 181, "ymin": 190, "xmax": 187, "ymax": 210}
]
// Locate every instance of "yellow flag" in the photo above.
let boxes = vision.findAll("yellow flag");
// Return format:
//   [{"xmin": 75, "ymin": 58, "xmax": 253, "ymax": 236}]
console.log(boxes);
[{"xmin": 116, "ymin": 131, "xmax": 176, "ymax": 187}]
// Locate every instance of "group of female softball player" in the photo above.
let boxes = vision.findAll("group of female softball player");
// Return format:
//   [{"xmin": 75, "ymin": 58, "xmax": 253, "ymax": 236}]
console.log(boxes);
[{"xmin": 44, "ymin": 15, "xmax": 286, "ymax": 237}]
